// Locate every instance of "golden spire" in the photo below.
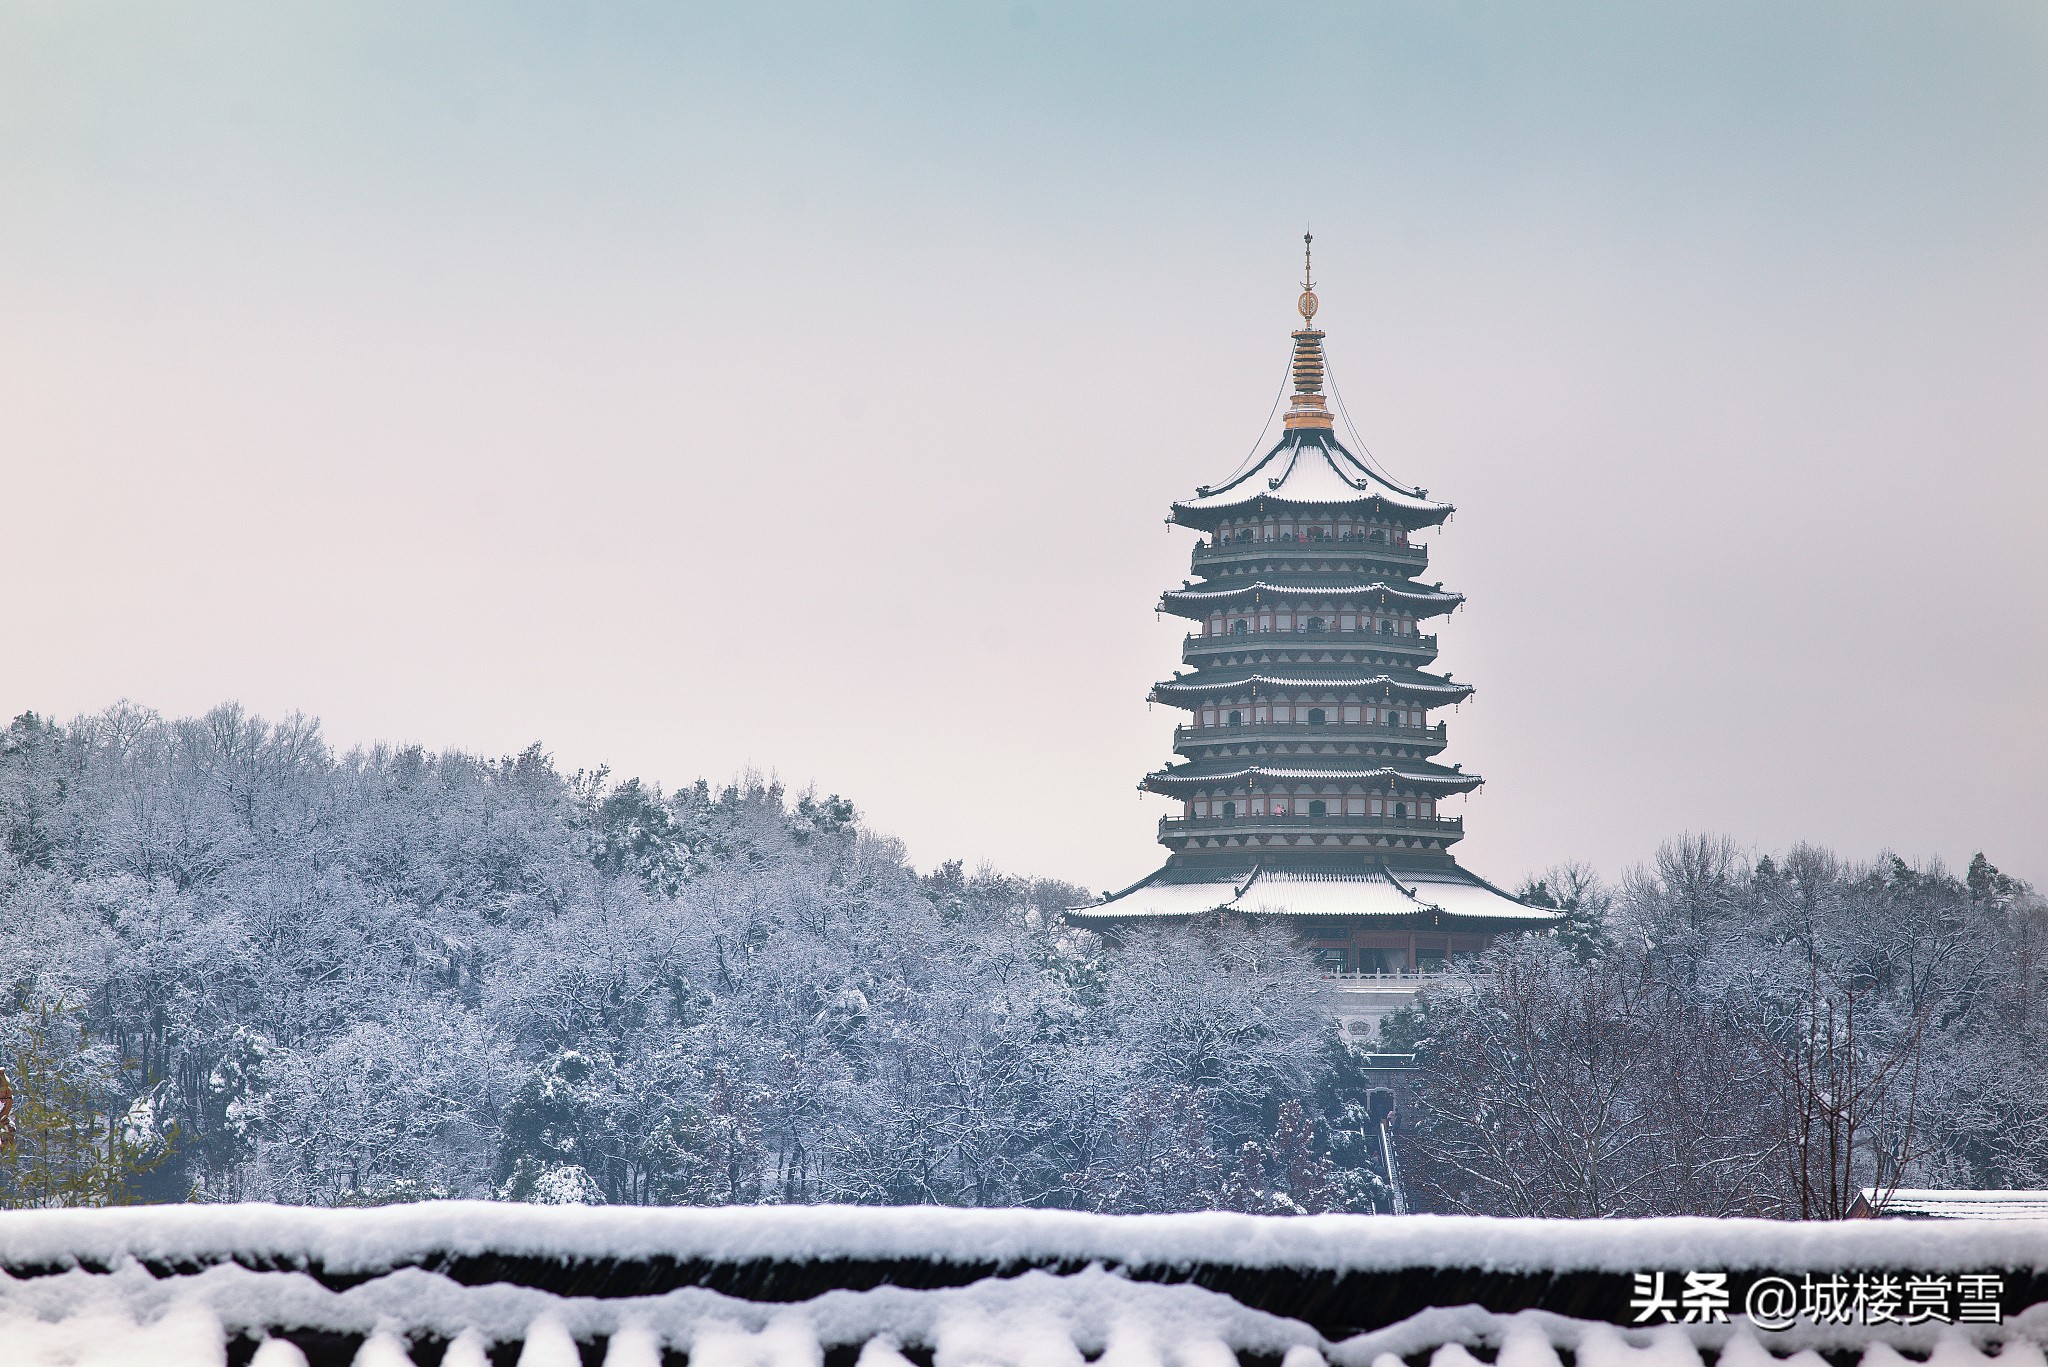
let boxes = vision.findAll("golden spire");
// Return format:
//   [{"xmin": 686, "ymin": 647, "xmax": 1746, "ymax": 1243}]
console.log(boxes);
[
  {"xmin": 1298, "ymin": 231, "xmax": 1318, "ymax": 325},
  {"xmin": 1284, "ymin": 231, "xmax": 1334, "ymax": 431}
]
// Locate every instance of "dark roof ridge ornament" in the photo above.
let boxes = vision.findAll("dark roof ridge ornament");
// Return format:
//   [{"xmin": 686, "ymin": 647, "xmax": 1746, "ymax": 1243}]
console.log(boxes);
[{"xmin": 1284, "ymin": 231, "xmax": 1335, "ymax": 431}]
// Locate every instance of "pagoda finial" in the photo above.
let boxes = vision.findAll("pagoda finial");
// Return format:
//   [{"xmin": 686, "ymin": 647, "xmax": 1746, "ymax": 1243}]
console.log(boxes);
[
  {"xmin": 1299, "ymin": 231, "xmax": 1318, "ymax": 326},
  {"xmin": 1285, "ymin": 233, "xmax": 1333, "ymax": 430}
]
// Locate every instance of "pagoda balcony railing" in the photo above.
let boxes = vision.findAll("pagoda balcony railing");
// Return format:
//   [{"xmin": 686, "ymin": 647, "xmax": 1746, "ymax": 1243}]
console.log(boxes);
[
  {"xmin": 1319, "ymin": 969, "xmax": 1449, "ymax": 983},
  {"xmin": 1159, "ymin": 813, "xmax": 1465, "ymax": 838},
  {"xmin": 1184, "ymin": 629, "xmax": 1436, "ymax": 657},
  {"xmin": 1173, "ymin": 720, "xmax": 1450, "ymax": 747},
  {"xmin": 1192, "ymin": 538, "xmax": 1428, "ymax": 568}
]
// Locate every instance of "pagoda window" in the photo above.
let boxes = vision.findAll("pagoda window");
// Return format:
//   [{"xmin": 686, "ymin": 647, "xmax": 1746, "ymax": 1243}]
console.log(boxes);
[
  {"xmin": 1368, "ymin": 528, "xmax": 1386, "ymax": 544},
  {"xmin": 1307, "ymin": 707, "xmax": 1326, "ymax": 725},
  {"xmin": 1226, "ymin": 709, "xmax": 1242, "ymax": 727},
  {"xmin": 1393, "ymin": 802, "xmax": 1407, "ymax": 818},
  {"xmin": 1345, "ymin": 797, "xmax": 1365, "ymax": 815},
  {"xmin": 1343, "ymin": 705, "xmax": 1360, "ymax": 723},
  {"xmin": 1378, "ymin": 619, "xmax": 1393, "ymax": 635},
  {"xmin": 1339, "ymin": 613, "xmax": 1356, "ymax": 631},
  {"xmin": 1308, "ymin": 799, "xmax": 1327, "ymax": 817},
  {"xmin": 1230, "ymin": 619, "xmax": 1248, "ymax": 635},
  {"xmin": 1221, "ymin": 800, "xmax": 1236, "ymax": 818},
  {"xmin": 1369, "ymin": 798, "xmax": 1383, "ymax": 815},
  {"xmin": 1306, "ymin": 616, "xmax": 1325, "ymax": 632}
]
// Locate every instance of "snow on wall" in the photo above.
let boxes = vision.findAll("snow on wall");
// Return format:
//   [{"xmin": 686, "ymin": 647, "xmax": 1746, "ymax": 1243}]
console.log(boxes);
[
  {"xmin": 3, "ymin": 1205, "xmax": 2048, "ymax": 1367},
  {"xmin": 4, "ymin": 1203, "xmax": 2048, "ymax": 1278},
  {"xmin": 2, "ymin": 1262, "xmax": 2045, "ymax": 1367}
]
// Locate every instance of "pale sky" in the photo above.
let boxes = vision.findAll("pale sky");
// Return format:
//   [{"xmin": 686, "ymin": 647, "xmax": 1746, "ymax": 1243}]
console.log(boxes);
[{"xmin": 3, "ymin": 2, "xmax": 2044, "ymax": 892}]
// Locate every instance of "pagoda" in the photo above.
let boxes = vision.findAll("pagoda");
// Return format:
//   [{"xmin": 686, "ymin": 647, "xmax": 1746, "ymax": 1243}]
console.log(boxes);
[{"xmin": 1071, "ymin": 239, "xmax": 1552, "ymax": 1007}]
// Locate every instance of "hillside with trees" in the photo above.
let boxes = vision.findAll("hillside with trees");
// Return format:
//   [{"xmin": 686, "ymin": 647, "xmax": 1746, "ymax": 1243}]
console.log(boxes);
[
  {"xmin": 0, "ymin": 704, "xmax": 2040, "ymax": 1215},
  {"xmin": 0, "ymin": 704, "xmax": 1362, "ymax": 1212}
]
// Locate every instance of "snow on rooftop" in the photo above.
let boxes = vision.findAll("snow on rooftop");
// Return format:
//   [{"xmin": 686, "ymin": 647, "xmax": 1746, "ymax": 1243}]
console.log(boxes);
[
  {"xmin": 3, "ymin": 1206, "xmax": 2047, "ymax": 1367},
  {"xmin": 1076, "ymin": 865, "xmax": 1564, "ymax": 925},
  {"xmin": 1176, "ymin": 430, "xmax": 1452, "ymax": 521},
  {"xmin": 1142, "ymin": 763, "xmax": 1481, "ymax": 792},
  {"xmin": 8, "ymin": 1203, "xmax": 2048, "ymax": 1279},
  {"xmin": 1397, "ymin": 868, "xmax": 1560, "ymax": 922},
  {"xmin": 1860, "ymin": 1191, "xmax": 2048, "ymax": 1221},
  {"xmin": 1161, "ymin": 578, "xmax": 1463, "ymax": 607},
  {"xmin": 1233, "ymin": 868, "xmax": 1424, "ymax": 919},
  {"xmin": 1151, "ymin": 671, "xmax": 1474, "ymax": 702}
]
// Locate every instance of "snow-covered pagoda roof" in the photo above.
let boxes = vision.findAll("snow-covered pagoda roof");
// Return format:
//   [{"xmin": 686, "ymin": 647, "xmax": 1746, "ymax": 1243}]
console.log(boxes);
[
  {"xmin": 1141, "ymin": 760, "xmax": 1483, "ymax": 798},
  {"xmin": 1159, "ymin": 575, "xmax": 1463, "ymax": 616},
  {"xmin": 1076, "ymin": 861, "xmax": 1547, "ymax": 924},
  {"xmin": 1171, "ymin": 427, "xmax": 1454, "ymax": 531},
  {"xmin": 1151, "ymin": 667, "xmax": 1475, "ymax": 707}
]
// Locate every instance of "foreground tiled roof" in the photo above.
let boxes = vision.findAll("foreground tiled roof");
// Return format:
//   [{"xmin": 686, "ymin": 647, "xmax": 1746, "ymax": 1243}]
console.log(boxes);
[
  {"xmin": 1857, "ymin": 1188, "xmax": 2048, "ymax": 1220},
  {"xmin": 0, "ymin": 1204, "xmax": 2044, "ymax": 1365}
]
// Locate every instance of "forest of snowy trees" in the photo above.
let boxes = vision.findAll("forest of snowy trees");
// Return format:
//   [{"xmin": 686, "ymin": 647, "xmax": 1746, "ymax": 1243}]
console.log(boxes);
[
  {"xmin": 0, "ymin": 704, "xmax": 1372, "ymax": 1213},
  {"xmin": 0, "ymin": 703, "xmax": 2041, "ymax": 1216},
  {"xmin": 1394, "ymin": 840, "xmax": 2048, "ymax": 1218}
]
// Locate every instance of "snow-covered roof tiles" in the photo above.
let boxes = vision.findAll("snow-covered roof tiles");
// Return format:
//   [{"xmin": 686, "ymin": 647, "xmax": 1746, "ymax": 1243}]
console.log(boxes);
[
  {"xmin": 1141, "ymin": 763, "xmax": 1483, "ymax": 796},
  {"xmin": 2, "ymin": 1203, "xmax": 2046, "ymax": 1364},
  {"xmin": 1151, "ymin": 670, "xmax": 1475, "ymax": 706},
  {"xmin": 1232, "ymin": 867, "xmax": 1426, "ymax": 919},
  {"xmin": 1173, "ymin": 428, "xmax": 1453, "ymax": 526},
  {"xmin": 1398, "ymin": 866, "xmax": 1558, "ymax": 922},
  {"xmin": 1075, "ymin": 863, "xmax": 1546, "ymax": 925},
  {"xmin": 1160, "ymin": 578, "xmax": 1463, "ymax": 612},
  {"xmin": 1856, "ymin": 1189, "xmax": 2048, "ymax": 1220},
  {"xmin": 1072, "ymin": 870, "xmax": 1252, "ymax": 919}
]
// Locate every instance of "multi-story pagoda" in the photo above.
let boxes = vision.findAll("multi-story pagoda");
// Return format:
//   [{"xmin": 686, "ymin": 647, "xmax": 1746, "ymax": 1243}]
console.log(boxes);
[{"xmin": 1072, "ymin": 240, "xmax": 1552, "ymax": 1012}]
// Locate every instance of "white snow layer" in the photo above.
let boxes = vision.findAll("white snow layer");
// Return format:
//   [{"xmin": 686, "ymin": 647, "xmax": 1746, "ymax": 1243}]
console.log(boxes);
[
  {"xmin": 2, "ymin": 1258, "xmax": 2045, "ymax": 1367},
  {"xmin": 5, "ymin": 1203, "xmax": 2048, "ymax": 1276}
]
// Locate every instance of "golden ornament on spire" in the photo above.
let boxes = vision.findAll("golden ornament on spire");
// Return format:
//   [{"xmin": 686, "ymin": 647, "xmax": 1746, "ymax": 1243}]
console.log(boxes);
[
  {"xmin": 1284, "ymin": 231, "xmax": 1335, "ymax": 430},
  {"xmin": 1298, "ymin": 231, "xmax": 1319, "ymax": 325}
]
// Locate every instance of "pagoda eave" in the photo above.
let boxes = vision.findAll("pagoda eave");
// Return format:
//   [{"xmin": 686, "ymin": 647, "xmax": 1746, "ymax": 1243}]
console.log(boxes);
[
  {"xmin": 1150, "ymin": 672, "xmax": 1475, "ymax": 707},
  {"xmin": 1169, "ymin": 495, "xmax": 1453, "ymax": 535},
  {"xmin": 1158, "ymin": 579, "xmax": 1463, "ymax": 618},
  {"xmin": 1141, "ymin": 765, "xmax": 1484, "ymax": 798},
  {"xmin": 1167, "ymin": 428, "xmax": 1455, "ymax": 531}
]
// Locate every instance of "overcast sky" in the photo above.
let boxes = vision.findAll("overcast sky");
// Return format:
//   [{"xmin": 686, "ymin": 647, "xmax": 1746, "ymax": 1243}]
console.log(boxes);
[{"xmin": 3, "ymin": 1, "xmax": 2044, "ymax": 892}]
